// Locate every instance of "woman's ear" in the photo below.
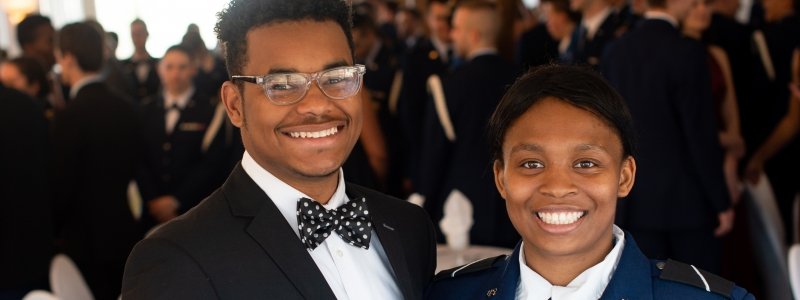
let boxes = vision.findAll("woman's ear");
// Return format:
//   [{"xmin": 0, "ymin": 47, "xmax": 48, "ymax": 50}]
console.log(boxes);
[
  {"xmin": 617, "ymin": 156, "xmax": 636, "ymax": 198},
  {"xmin": 494, "ymin": 159, "xmax": 508, "ymax": 200}
]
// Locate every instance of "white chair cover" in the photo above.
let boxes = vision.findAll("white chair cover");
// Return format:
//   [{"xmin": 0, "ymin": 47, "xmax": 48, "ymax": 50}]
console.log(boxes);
[
  {"xmin": 50, "ymin": 254, "xmax": 94, "ymax": 300},
  {"xmin": 22, "ymin": 290, "xmax": 59, "ymax": 300},
  {"xmin": 788, "ymin": 244, "xmax": 800, "ymax": 300},
  {"xmin": 745, "ymin": 173, "xmax": 793, "ymax": 300}
]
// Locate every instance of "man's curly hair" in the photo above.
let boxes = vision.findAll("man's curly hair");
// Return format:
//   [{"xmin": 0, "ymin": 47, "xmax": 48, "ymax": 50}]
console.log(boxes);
[{"xmin": 215, "ymin": 0, "xmax": 355, "ymax": 79}]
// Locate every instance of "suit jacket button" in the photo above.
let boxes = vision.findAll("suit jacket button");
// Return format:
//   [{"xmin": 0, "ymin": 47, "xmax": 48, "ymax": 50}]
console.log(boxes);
[
  {"xmin": 656, "ymin": 261, "xmax": 665, "ymax": 270},
  {"xmin": 162, "ymin": 142, "xmax": 171, "ymax": 151}
]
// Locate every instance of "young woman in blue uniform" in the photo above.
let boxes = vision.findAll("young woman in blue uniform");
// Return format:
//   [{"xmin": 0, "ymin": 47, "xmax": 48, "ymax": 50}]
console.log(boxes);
[{"xmin": 425, "ymin": 65, "xmax": 754, "ymax": 300}]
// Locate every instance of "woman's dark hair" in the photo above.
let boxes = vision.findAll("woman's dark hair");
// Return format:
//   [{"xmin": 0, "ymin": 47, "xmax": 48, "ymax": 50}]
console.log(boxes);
[
  {"xmin": 7, "ymin": 56, "xmax": 50, "ymax": 98},
  {"xmin": 215, "ymin": 0, "xmax": 354, "ymax": 78},
  {"xmin": 487, "ymin": 64, "xmax": 636, "ymax": 162}
]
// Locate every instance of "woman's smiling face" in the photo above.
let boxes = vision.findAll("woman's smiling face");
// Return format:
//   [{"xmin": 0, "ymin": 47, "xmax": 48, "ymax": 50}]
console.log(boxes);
[{"xmin": 494, "ymin": 97, "xmax": 635, "ymax": 261}]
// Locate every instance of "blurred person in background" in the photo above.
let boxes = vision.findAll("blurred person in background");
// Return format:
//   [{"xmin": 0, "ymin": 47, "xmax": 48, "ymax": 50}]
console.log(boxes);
[
  {"xmin": 0, "ymin": 78, "xmax": 52, "ymax": 300},
  {"xmin": 0, "ymin": 57, "xmax": 52, "ymax": 115},
  {"xmin": 122, "ymin": 19, "xmax": 161, "ymax": 102},
  {"xmin": 17, "ymin": 14, "xmax": 55, "ymax": 72},
  {"xmin": 395, "ymin": 0, "xmax": 453, "ymax": 196},
  {"xmin": 51, "ymin": 22, "xmax": 140, "ymax": 300},
  {"xmin": 418, "ymin": 0, "xmax": 520, "ymax": 248},
  {"xmin": 682, "ymin": 0, "xmax": 746, "ymax": 204},
  {"xmin": 181, "ymin": 24, "xmax": 228, "ymax": 99},
  {"xmin": 136, "ymin": 45, "xmax": 232, "ymax": 230},
  {"xmin": 602, "ymin": 0, "xmax": 733, "ymax": 273}
]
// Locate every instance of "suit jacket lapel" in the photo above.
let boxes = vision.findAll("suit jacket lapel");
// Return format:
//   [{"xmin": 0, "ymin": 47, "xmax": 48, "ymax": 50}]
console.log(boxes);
[
  {"xmin": 224, "ymin": 164, "xmax": 337, "ymax": 299},
  {"xmin": 352, "ymin": 186, "xmax": 417, "ymax": 299}
]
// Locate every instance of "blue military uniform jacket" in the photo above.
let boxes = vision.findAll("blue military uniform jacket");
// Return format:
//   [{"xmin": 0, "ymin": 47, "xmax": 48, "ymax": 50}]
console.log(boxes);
[{"xmin": 425, "ymin": 234, "xmax": 754, "ymax": 299}]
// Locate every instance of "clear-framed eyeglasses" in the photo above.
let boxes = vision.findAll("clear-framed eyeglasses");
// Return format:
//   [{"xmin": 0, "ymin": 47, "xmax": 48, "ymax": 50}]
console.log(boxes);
[{"xmin": 231, "ymin": 64, "xmax": 366, "ymax": 106}]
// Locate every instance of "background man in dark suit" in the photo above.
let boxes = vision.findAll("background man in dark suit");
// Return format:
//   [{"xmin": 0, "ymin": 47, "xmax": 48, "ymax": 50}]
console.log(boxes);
[
  {"xmin": 122, "ymin": 0, "xmax": 436, "ymax": 299},
  {"xmin": 51, "ymin": 22, "xmax": 141, "ymax": 300},
  {"xmin": 122, "ymin": 19, "xmax": 160, "ymax": 103},
  {"xmin": 601, "ymin": 0, "xmax": 733, "ymax": 273},
  {"xmin": 417, "ymin": 0, "xmax": 520, "ymax": 248},
  {"xmin": 395, "ymin": 0, "xmax": 452, "ymax": 196},
  {"xmin": 136, "ymin": 45, "xmax": 231, "ymax": 230},
  {"xmin": 566, "ymin": 0, "xmax": 622, "ymax": 67},
  {"xmin": 0, "ymin": 85, "xmax": 52, "ymax": 300}
]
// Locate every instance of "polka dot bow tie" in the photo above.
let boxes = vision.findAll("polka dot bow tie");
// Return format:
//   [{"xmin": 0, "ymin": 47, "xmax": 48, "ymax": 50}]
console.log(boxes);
[{"xmin": 296, "ymin": 197, "xmax": 372, "ymax": 251}]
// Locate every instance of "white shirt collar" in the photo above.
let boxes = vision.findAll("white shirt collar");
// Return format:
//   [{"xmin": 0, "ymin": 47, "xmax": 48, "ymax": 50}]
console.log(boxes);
[
  {"xmin": 68, "ymin": 74, "xmax": 103, "ymax": 99},
  {"xmin": 240, "ymin": 151, "xmax": 348, "ymax": 237},
  {"xmin": 516, "ymin": 225, "xmax": 626, "ymax": 300},
  {"xmin": 467, "ymin": 47, "xmax": 498, "ymax": 61},
  {"xmin": 163, "ymin": 86, "xmax": 195, "ymax": 110},
  {"xmin": 161, "ymin": 86, "xmax": 194, "ymax": 109},
  {"xmin": 644, "ymin": 11, "xmax": 679, "ymax": 28},
  {"xmin": 582, "ymin": 7, "xmax": 613, "ymax": 40}
]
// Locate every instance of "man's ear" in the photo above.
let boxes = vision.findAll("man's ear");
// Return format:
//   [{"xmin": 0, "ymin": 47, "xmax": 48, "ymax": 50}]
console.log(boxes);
[
  {"xmin": 493, "ymin": 159, "xmax": 508, "ymax": 200},
  {"xmin": 617, "ymin": 156, "xmax": 637, "ymax": 198},
  {"xmin": 221, "ymin": 81, "xmax": 245, "ymax": 129}
]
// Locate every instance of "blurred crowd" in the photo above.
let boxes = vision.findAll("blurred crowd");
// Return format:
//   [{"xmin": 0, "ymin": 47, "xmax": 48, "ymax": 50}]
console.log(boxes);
[{"xmin": 1, "ymin": 0, "xmax": 799, "ymax": 298}]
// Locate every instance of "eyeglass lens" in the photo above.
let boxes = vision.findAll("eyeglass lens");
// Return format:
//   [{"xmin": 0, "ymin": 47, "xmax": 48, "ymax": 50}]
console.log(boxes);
[{"xmin": 264, "ymin": 67, "xmax": 361, "ymax": 104}]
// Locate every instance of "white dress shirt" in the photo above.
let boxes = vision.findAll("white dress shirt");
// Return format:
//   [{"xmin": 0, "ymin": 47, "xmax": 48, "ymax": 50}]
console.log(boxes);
[
  {"xmin": 241, "ymin": 151, "xmax": 402, "ymax": 300},
  {"xmin": 164, "ymin": 86, "xmax": 194, "ymax": 135},
  {"xmin": 515, "ymin": 225, "xmax": 626, "ymax": 300}
]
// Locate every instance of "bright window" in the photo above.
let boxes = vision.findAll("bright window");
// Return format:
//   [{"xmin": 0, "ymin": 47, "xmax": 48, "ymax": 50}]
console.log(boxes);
[{"xmin": 94, "ymin": 0, "xmax": 228, "ymax": 59}]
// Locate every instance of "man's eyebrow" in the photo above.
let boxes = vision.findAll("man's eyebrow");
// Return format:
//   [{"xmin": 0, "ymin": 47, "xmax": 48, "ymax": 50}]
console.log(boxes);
[
  {"xmin": 510, "ymin": 143, "xmax": 543, "ymax": 154},
  {"xmin": 266, "ymin": 60, "xmax": 350, "ymax": 75}
]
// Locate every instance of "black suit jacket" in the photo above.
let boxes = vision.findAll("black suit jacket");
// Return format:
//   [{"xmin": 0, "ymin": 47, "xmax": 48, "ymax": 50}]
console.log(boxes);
[
  {"xmin": 122, "ymin": 57, "xmax": 161, "ymax": 102},
  {"xmin": 0, "ymin": 85, "xmax": 53, "ymax": 289},
  {"xmin": 122, "ymin": 164, "xmax": 436, "ymax": 299},
  {"xmin": 137, "ymin": 91, "xmax": 230, "ymax": 216},
  {"xmin": 601, "ymin": 19, "xmax": 730, "ymax": 230},
  {"xmin": 51, "ymin": 81, "xmax": 141, "ymax": 299},
  {"xmin": 396, "ymin": 38, "xmax": 450, "ymax": 186},
  {"xmin": 417, "ymin": 54, "xmax": 520, "ymax": 248},
  {"xmin": 568, "ymin": 11, "xmax": 622, "ymax": 67}
]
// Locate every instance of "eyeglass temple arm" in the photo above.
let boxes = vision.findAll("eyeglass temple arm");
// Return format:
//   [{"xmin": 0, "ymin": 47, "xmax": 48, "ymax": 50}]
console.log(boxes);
[{"xmin": 230, "ymin": 75, "xmax": 258, "ymax": 84}]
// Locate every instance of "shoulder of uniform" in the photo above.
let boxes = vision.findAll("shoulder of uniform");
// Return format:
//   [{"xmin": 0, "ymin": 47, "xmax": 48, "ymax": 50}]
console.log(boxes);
[
  {"xmin": 433, "ymin": 254, "xmax": 507, "ymax": 282},
  {"xmin": 654, "ymin": 259, "xmax": 735, "ymax": 298}
]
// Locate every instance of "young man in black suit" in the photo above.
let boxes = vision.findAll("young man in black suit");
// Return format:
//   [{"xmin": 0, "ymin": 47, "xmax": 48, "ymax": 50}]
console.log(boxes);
[
  {"xmin": 417, "ymin": 0, "xmax": 520, "ymax": 248},
  {"xmin": 121, "ymin": 0, "xmax": 437, "ymax": 299},
  {"xmin": 51, "ymin": 22, "xmax": 141, "ymax": 300},
  {"xmin": 136, "ymin": 45, "xmax": 231, "ymax": 230},
  {"xmin": 601, "ymin": 0, "xmax": 733, "ymax": 273}
]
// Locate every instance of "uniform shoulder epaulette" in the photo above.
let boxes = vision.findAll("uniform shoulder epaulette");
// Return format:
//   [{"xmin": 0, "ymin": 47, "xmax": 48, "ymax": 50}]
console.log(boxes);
[
  {"xmin": 433, "ymin": 255, "xmax": 507, "ymax": 282},
  {"xmin": 657, "ymin": 259, "xmax": 734, "ymax": 298}
]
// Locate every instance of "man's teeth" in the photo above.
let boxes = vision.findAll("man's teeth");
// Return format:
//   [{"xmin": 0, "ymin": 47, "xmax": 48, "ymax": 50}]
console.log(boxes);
[
  {"xmin": 537, "ymin": 211, "xmax": 584, "ymax": 225},
  {"xmin": 288, "ymin": 127, "xmax": 338, "ymax": 139}
]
